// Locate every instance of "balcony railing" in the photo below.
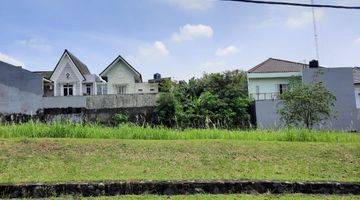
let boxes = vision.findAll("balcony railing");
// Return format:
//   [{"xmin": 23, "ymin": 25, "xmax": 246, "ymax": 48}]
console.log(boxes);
[{"xmin": 250, "ymin": 92, "xmax": 280, "ymax": 101}]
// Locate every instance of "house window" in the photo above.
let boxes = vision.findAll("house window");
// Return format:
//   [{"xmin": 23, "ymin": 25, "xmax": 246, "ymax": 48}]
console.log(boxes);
[
  {"xmin": 150, "ymin": 88, "xmax": 155, "ymax": 91},
  {"xmin": 63, "ymin": 84, "xmax": 73, "ymax": 96},
  {"xmin": 256, "ymin": 86, "xmax": 260, "ymax": 94},
  {"xmin": 278, "ymin": 84, "xmax": 289, "ymax": 94},
  {"xmin": 116, "ymin": 85, "xmax": 127, "ymax": 94},
  {"xmin": 138, "ymin": 89, "xmax": 143, "ymax": 92},
  {"xmin": 86, "ymin": 84, "xmax": 92, "ymax": 95}
]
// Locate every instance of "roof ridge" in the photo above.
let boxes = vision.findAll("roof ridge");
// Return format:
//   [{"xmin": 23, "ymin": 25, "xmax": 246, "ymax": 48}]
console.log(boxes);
[
  {"xmin": 64, "ymin": 49, "xmax": 91, "ymax": 75},
  {"xmin": 248, "ymin": 58, "xmax": 308, "ymax": 73},
  {"xmin": 248, "ymin": 58, "xmax": 271, "ymax": 73},
  {"xmin": 100, "ymin": 54, "xmax": 143, "ymax": 82},
  {"xmin": 269, "ymin": 58, "xmax": 308, "ymax": 67}
]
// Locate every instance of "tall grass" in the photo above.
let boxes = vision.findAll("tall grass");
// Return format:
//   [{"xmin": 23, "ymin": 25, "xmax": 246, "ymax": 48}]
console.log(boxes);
[{"xmin": 0, "ymin": 122, "xmax": 358, "ymax": 143}]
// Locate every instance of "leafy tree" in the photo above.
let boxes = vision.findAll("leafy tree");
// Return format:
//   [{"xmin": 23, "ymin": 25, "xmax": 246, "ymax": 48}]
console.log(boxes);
[
  {"xmin": 278, "ymin": 80, "xmax": 336, "ymax": 129},
  {"xmin": 155, "ymin": 93, "xmax": 181, "ymax": 127},
  {"xmin": 155, "ymin": 70, "xmax": 252, "ymax": 129}
]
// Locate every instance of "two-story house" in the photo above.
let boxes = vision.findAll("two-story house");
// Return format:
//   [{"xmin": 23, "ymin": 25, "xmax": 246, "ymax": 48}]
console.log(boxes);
[
  {"xmin": 248, "ymin": 58, "xmax": 360, "ymax": 131},
  {"xmin": 247, "ymin": 58, "xmax": 307, "ymax": 100},
  {"xmin": 34, "ymin": 50, "xmax": 158, "ymax": 97}
]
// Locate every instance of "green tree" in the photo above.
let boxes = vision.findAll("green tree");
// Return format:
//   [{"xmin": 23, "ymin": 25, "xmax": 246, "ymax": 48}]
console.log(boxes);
[
  {"xmin": 155, "ymin": 70, "xmax": 252, "ymax": 129},
  {"xmin": 278, "ymin": 80, "xmax": 336, "ymax": 129},
  {"xmin": 155, "ymin": 93, "xmax": 181, "ymax": 127}
]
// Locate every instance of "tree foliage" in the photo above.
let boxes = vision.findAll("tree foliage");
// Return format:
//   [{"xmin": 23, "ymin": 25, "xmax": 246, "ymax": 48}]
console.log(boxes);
[
  {"xmin": 278, "ymin": 80, "xmax": 336, "ymax": 129},
  {"xmin": 155, "ymin": 70, "xmax": 252, "ymax": 129}
]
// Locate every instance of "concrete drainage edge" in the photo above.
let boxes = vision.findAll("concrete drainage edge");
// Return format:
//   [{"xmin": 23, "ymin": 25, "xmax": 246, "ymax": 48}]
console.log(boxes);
[{"xmin": 1, "ymin": 180, "xmax": 359, "ymax": 198}]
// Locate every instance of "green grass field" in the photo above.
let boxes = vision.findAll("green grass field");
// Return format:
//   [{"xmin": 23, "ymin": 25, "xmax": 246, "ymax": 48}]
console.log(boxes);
[
  {"xmin": 1, "ymin": 138, "xmax": 359, "ymax": 184},
  {"xmin": 0, "ymin": 122, "xmax": 359, "ymax": 142}
]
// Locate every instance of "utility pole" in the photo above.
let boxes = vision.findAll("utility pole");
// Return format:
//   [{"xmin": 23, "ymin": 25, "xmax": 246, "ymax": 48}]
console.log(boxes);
[{"xmin": 311, "ymin": 0, "xmax": 320, "ymax": 61}]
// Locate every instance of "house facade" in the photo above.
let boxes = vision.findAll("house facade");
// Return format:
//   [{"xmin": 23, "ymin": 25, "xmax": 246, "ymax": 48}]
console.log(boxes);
[
  {"xmin": 100, "ymin": 55, "xmax": 158, "ymax": 95},
  {"xmin": 247, "ymin": 58, "xmax": 307, "ymax": 100},
  {"xmin": 34, "ymin": 50, "xmax": 158, "ymax": 97},
  {"xmin": 249, "ymin": 58, "xmax": 360, "ymax": 131}
]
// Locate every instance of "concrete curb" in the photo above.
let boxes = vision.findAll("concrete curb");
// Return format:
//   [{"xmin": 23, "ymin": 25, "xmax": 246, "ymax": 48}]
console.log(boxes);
[{"xmin": 1, "ymin": 180, "xmax": 360, "ymax": 198}]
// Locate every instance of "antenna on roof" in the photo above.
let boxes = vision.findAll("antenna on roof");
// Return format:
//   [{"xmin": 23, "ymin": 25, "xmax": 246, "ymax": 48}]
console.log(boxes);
[{"xmin": 311, "ymin": 0, "xmax": 320, "ymax": 61}]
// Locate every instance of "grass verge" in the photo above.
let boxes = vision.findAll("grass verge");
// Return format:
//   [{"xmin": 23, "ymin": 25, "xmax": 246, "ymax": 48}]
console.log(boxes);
[
  {"xmin": 0, "ymin": 138, "xmax": 359, "ymax": 184},
  {"xmin": 0, "ymin": 122, "xmax": 359, "ymax": 143}
]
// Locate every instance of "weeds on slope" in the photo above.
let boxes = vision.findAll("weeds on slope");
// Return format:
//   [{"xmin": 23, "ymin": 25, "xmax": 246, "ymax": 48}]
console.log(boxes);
[{"xmin": 0, "ymin": 122, "xmax": 358, "ymax": 143}]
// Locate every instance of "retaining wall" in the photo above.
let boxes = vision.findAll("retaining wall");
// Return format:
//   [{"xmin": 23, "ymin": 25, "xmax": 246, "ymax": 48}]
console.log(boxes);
[
  {"xmin": 41, "ymin": 94, "xmax": 157, "ymax": 124},
  {"xmin": 1, "ymin": 180, "xmax": 359, "ymax": 198}
]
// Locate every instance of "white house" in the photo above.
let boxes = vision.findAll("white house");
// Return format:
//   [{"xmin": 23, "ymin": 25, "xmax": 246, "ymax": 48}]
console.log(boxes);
[
  {"xmin": 247, "ymin": 58, "xmax": 307, "ymax": 100},
  {"xmin": 48, "ymin": 50, "xmax": 104, "ymax": 96},
  {"xmin": 99, "ymin": 55, "xmax": 158, "ymax": 94},
  {"xmin": 34, "ymin": 50, "xmax": 159, "ymax": 97}
]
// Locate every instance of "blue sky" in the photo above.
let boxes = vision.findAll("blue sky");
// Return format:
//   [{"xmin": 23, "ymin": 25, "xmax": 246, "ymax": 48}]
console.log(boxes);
[{"xmin": 1, "ymin": 0, "xmax": 360, "ymax": 80}]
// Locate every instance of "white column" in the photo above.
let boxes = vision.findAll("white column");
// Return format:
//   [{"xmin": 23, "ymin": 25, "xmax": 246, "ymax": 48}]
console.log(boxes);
[
  {"xmin": 94, "ymin": 82, "xmax": 97, "ymax": 95},
  {"xmin": 79, "ymin": 82, "xmax": 83, "ymax": 96},
  {"xmin": 54, "ymin": 82, "xmax": 58, "ymax": 96}
]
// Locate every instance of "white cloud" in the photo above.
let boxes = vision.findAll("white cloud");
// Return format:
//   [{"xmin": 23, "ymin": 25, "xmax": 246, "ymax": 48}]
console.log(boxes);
[
  {"xmin": 0, "ymin": 52, "xmax": 24, "ymax": 67},
  {"xmin": 355, "ymin": 38, "xmax": 360, "ymax": 45},
  {"xmin": 171, "ymin": 24, "xmax": 213, "ymax": 43},
  {"xmin": 138, "ymin": 41, "xmax": 170, "ymax": 57},
  {"xmin": 215, "ymin": 45, "xmax": 239, "ymax": 56},
  {"xmin": 202, "ymin": 60, "xmax": 226, "ymax": 69},
  {"xmin": 163, "ymin": 0, "xmax": 214, "ymax": 10},
  {"xmin": 285, "ymin": 9, "xmax": 324, "ymax": 28},
  {"xmin": 16, "ymin": 38, "xmax": 52, "ymax": 52}
]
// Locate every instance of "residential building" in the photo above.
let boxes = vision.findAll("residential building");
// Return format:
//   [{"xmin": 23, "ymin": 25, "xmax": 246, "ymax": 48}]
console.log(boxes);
[
  {"xmin": 247, "ymin": 58, "xmax": 307, "ymax": 100},
  {"xmin": 35, "ymin": 49, "xmax": 104, "ymax": 97},
  {"xmin": 34, "ymin": 50, "xmax": 159, "ymax": 97},
  {"xmin": 100, "ymin": 55, "xmax": 158, "ymax": 94},
  {"xmin": 0, "ymin": 61, "xmax": 42, "ymax": 114},
  {"xmin": 249, "ymin": 58, "xmax": 360, "ymax": 131}
]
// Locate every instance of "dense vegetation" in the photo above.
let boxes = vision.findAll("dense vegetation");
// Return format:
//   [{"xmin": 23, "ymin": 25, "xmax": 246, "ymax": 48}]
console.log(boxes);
[
  {"xmin": 0, "ymin": 122, "xmax": 359, "ymax": 143},
  {"xmin": 155, "ymin": 70, "xmax": 252, "ymax": 129}
]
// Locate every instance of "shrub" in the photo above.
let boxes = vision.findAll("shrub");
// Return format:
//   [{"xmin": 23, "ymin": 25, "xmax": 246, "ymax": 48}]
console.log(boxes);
[{"xmin": 112, "ymin": 113, "xmax": 129, "ymax": 125}]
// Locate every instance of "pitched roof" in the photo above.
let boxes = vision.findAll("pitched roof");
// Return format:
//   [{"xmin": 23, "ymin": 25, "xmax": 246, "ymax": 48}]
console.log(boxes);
[
  {"xmin": 50, "ymin": 49, "xmax": 91, "ymax": 80},
  {"xmin": 100, "ymin": 55, "xmax": 142, "ymax": 82},
  {"xmin": 248, "ymin": 58, "xmax": 308, "ymax": 73},
  {"xmin": 353, "ymin": 67, "xmax": 360, "ymax": 84},
  {"xmin": 32, "ymin": 71, "xmax": 52, "ymax": 80},
  {"xmin": 65, "ymin": 50, "xmax": 90, "ymax": 75}
]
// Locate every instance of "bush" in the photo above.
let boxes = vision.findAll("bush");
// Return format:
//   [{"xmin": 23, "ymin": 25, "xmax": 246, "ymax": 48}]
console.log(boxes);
[{"xmin": 112, "ymin": 113, "xmax": 129, "ymax": 125}]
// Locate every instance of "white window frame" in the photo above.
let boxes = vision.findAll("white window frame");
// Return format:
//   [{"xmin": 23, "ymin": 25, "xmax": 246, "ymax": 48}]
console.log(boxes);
[
  {"xmin": 115, "ymin": 84, "xmax": 127, "ymax": 94},
  {"xmin": 63, "ymin": 83, "xmax": 74, "ymax": 96}
]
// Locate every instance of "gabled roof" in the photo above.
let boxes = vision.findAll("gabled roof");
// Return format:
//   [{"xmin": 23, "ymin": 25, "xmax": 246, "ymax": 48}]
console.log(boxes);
[
  {"xmin": 353, "ymin": 67, "xmax": 360, "ymax": 84},
  {"xmin": 66, "ymin": 50, "xmax": 90, "ymax": 75},
  {"xmin": 33, "ymin": 71, "xmax": 52, "ymax": 80},
  {"xmin": 100, "ymin": 55, "xmax": 142, "ymax": 82},
  {"xmin": 50, "ymin": 49, "xmax": 90, "ymax": 80},
  {"xmin": 248, "ymin": 58, "xmax": 308, "ymax": 73}
]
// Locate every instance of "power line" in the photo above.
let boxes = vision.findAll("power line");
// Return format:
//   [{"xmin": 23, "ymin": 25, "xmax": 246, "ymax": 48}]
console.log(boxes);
[{"xmin": 221, "ymin": 0, "xmax": 360, "ymax": 9}]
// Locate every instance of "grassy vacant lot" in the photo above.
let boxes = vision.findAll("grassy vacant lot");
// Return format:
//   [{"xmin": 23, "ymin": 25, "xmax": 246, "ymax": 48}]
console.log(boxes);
[
  {"xmin": 0, "ymin": 122, "xmax": 360, "ymax": 142},
  {"xmin": 54, "ymin": 194, "xmax": 360, "ymax": 199},
  {"xmin": 0, "ymin": 138, "xmax": 359, "ymax": 184}
]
